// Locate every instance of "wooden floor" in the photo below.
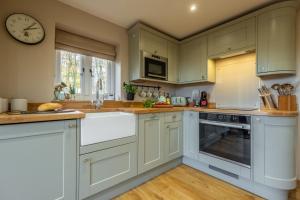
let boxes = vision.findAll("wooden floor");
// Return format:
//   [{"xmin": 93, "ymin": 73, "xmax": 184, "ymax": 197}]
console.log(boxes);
[{"xmin": 115, "ymin": 165, "xmax": 300, "ymax": 200}]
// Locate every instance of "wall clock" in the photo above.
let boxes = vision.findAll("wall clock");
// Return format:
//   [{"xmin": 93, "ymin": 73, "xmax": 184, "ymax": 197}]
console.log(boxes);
[{"xmin": 5, "ymin": 13, "xmax": 45, "ymax": 45}]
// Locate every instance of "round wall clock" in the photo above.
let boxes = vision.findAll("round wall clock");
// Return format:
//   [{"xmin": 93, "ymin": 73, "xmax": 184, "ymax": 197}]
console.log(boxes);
[{"xmin": 5, "ymin": 13, "xmax": 45, "ymax": 45}]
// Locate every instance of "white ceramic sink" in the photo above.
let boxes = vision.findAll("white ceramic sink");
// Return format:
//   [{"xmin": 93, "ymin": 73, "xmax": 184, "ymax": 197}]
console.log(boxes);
[{"xmin": 80, "ymin": 112, "xmax": 136, "ymax": 146}]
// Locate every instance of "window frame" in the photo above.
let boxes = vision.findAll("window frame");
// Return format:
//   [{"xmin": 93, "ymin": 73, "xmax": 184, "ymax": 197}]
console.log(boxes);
[{"xmin": 55, "ymin": 50, "xmax": 115, "ymax": 100}]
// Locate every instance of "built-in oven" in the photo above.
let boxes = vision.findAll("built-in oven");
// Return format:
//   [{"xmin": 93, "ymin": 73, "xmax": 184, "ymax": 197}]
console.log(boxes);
[
  {"xmin": 142, "ymin": 51, "xmax": 168, "ymax": 80},
  {"xmin": 199, "ymin": 112, "xmax": 251, "ymax": 168}
]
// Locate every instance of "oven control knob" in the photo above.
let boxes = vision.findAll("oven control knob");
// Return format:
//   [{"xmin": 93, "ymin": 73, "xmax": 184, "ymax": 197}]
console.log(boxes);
[{"xmin": 218, "ymin": 115, "xmax": 223, "ymax": 120}]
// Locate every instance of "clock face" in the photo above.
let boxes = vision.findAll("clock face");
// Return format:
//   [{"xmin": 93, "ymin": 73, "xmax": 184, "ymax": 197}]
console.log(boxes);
[{"xmin": 5, "ymin": 13, "xmax": 45, "ymax": 45}]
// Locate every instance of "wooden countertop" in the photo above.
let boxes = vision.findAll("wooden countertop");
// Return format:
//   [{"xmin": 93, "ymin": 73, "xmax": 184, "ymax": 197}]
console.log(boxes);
[
  {"xmin": 0, "ymin": 111, "xmax": 85, "ymax": 125},
  {"xmin": 0, "ymin": 107, "xmax": 296, "ymax": 125},
  {"xmin": 79, "ymin": 107, "xmax": 298, "ymax": 117}
]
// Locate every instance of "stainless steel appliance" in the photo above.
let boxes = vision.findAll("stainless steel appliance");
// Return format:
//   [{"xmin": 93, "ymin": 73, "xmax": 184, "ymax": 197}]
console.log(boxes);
[
  {"xmin": 199, "ymin": 112, "xmax": 251, "ymax": 167},
  {"xmin": 142, "ymin": 51, "xmax": 168, "ymax": 80}
]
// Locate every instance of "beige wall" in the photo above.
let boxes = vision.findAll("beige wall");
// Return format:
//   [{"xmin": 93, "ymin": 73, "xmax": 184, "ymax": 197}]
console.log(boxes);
[{"xmin": 0, "ymin": 0, "xmax": 128, "ymax": 102}]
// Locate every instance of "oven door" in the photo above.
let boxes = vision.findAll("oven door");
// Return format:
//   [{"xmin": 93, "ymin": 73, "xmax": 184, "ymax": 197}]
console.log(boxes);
[
  {"xmin": 199, "ymin": 120, "xmax": 251, "ymax": 167},
  {"xmin": 144, "ymin": 56, "xmax": 167, "ymax": 80}
]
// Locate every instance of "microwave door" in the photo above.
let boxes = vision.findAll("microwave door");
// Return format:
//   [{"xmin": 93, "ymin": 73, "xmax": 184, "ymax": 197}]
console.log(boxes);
[{"xmin": 145, "ymin": 57, "xmax": 167, "ymax": 80}]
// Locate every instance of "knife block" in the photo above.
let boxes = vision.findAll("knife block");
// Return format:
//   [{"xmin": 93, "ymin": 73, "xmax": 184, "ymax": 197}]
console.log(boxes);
[{"xmin": 278, "ymin": 95, "xmax": 297, "ymax": 111}]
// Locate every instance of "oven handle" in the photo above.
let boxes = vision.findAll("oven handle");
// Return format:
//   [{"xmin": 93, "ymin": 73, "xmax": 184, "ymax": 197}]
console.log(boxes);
[{"xmin": 199, "ymin": 120, "xmax": 250, "ymax": 130}]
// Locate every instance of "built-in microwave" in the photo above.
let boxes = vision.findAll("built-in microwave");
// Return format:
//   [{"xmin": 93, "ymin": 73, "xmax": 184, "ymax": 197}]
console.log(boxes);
[{"xmin": 142, "ymin": 51, "xmax": 168, "ymax": 80}]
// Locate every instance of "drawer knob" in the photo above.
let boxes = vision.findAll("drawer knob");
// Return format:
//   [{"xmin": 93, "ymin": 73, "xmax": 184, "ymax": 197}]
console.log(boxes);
[
  {"xmin": 84, "ymin": 158, "xmax": 91, "ymax": 163},
  {"xmin": 172, "ymin": 115, "xmax": 177, "ymax": 119}
]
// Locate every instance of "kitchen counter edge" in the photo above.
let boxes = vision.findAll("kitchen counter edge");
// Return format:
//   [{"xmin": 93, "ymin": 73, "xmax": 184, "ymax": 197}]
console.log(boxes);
[
  {"xmin": 79, "ymin": 107, "xmax": 298, "ymax": 117},
  {"xmin": 0, "ymin": 111, "xmax": 85, "ymax": 125}
]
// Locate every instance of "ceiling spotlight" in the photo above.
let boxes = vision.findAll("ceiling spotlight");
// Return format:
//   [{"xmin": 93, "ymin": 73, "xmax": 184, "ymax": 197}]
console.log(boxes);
[{"xmin": 190, "ymin": 4, "xmax": 197, "ymax": 12}]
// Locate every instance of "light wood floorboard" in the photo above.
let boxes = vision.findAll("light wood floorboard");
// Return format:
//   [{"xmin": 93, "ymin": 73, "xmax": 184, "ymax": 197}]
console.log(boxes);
[{"xmin": 115, "ymin": 165, "xmax": 300, "ymax": 200}]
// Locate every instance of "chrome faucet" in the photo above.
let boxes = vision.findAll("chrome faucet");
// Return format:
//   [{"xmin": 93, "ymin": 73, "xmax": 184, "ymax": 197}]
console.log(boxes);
[{"xmin": 94, "ymin": 78, "xmax": 104, "ymax": 109}]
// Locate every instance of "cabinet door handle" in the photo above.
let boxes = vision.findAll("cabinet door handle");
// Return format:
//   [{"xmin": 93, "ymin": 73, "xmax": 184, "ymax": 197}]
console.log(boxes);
[
  {"xmin": 84, "ymin": 158, "xmax": 91, "ymax": 163},
  {"xmin": 227, "ymin": 47, "xmax": 231, "ymax": 51},
  {"xmin": 172, "ymin": 115, "xmax": 177, "ymax": 119},
  {"xmin": 166, "ymin": 125, "xmax": 170, "ymax": 128},
  {"xmin": 68, "ymin": 124, "xmax": 77, "ymax": 128}
]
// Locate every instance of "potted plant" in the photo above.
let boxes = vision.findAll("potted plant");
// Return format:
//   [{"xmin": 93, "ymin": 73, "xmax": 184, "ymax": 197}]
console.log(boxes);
[{"xmin": 123, "ymin": 82, "xmax": 137, "ymax": 100}]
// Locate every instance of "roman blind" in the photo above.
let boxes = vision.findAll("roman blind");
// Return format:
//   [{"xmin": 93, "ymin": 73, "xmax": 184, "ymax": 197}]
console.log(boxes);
[{"xmin": 55, "ymin": 29, "xmax": 116, "ymax": 61}]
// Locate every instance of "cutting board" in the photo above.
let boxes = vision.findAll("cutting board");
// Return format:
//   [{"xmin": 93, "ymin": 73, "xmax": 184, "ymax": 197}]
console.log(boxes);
[{"xmin": 153, "ymin": 104, "xmax": 173, "ymax": 108}]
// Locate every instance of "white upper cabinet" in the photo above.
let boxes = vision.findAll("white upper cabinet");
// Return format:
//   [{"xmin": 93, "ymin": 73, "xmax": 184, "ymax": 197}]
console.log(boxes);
[
  {"xmin": 128, "ymin": 1, "xmax": 297, "ymax": 83},
  {"xmin": 257, "ymin": 7, "xmax": 296, "ymax": 75},
  {"xmin": 167, "ymin": 41, "xmax": 179, "ymax": 82},
  {"xmin": 140, "ymin": 30, "xmax": 168, "ymax": 58},
  {"xmin": 128, "ymin": 24, "xmax": 178, "ymax": 82},
  {"xmin": 208, "ymin": 17, "xmax": 256, "ymax": 58},
  {"xmin": 179, "ymin": 36, "xmax": 215, "ymax": 83}
]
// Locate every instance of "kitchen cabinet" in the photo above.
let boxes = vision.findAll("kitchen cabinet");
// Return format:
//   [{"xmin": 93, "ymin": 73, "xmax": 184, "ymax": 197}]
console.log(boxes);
[
  {"xmin": 79, "ymin": 142, "xmax": 137, "ymax": 200},
  {"xmin": 140, "ymin": 29, "xmax": 168, "ymax": 58},
  {"xmin": 252, "ymin": 116, "xmax": 297, "ymax": 190},
  {"xmin": 0, "ymin": 120, "xmax": 77, "ymax": 200},
  {"xmin": 165, "ymin": 121, "xmax": 183, "ymax": 162},
  {"xmin": 179, "ymin": 36, "xmax": 215, "ymax": 83},
  {"xmin": 207, "ymin": 17, "xmax": 255, "ymax": 58},
  {"xmin": 183, "ymin": 111, "xmax": 199, "ymax": 159},
  {"xmin": 138, "ymin": 113, "xmax": 165, "ymax": 174},
  {"xmin": 128, "ymin": 24, "xmax": 177, "ymax": 82},
  {"xmin": 167, "ymin": 41, "xmax": 179, "ymax": 82},
  {"xmin": 257, "ymin": 7, "xmax": 296, "ymax": 75}
]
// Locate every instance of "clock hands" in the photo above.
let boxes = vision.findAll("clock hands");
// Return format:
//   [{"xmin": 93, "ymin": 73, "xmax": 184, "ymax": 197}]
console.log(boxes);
[
  {"xmin": 24, "ymin": 27, "xmax": 39, "ymax": 31},
  {"xmin": 23, "ymin": 22, "xmax": 37, "ymax": 31}
]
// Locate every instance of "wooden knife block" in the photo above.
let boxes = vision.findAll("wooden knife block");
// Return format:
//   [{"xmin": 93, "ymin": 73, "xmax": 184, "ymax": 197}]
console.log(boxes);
[{"xmin": 278, "ymin": 95, "xmax": 297, "ymax": 111}]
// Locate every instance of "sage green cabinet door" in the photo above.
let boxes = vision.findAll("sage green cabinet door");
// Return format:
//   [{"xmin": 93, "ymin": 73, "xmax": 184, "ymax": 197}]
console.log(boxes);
[
  {"xmin": 79, "ymin": 142, "xmax": 137, "ymax": 200},
  {"xmin": 257, "ymin": 7, "xmax": 296, "ymax": 75},
  {"xmin": 208, "ymin": 18, "xmax": 255, "ymax": 58},
  {"xmin": 183, "ymin": 111, "xmax": 199, "ymax": 159},
  {"xmin": 138, "ymin": 114, "xmax": 165, "ymax": 174},
  {"xmin": 252, "ymin": 116, "xmax": 297, "ymax": 190},
  {"xmin": 179, "ymin": 36, "xmax": 208, "ymax": 82},
  {"xmin": 165, "ymin": 121, "xmax": 183, "ymax": 162},
  {"xmin": 0, "ymin": 121, "xmax": 77, "ymax": 200},
  {"xmin": 140, "ymin": 30, "xmax": 168, "ymax": 57},
  {"xmin": 167, "ymin": 41, "xmax": 179, "ymax": 82}
]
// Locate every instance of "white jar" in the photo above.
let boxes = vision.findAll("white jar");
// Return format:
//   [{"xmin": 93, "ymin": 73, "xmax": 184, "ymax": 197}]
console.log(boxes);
[
  {"xmin": 1, "ymin": 98, "xmax": 8, "ymax": 112},
  {"xmin": 11, "ymin": 99, "xmax": 28, "ymax": 112},
  {"xmin": 0, "ymin": 98, "xmax": 2, "ymax": 113}
]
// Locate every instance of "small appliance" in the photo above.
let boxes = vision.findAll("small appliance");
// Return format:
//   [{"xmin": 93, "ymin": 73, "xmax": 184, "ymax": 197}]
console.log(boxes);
[{"xmin": 142, "ymin": 51, "xmax": 168, "ymax": 80}]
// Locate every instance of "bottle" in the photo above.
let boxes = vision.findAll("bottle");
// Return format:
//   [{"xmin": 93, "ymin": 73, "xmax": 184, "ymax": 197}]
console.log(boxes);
[
  {"xmin": 200, "ymin": 91, "xmax": 208, "ymax": 107},
  {"xmin": 166, "ymin": 93, "xmax": 171, "ymax": 105}
]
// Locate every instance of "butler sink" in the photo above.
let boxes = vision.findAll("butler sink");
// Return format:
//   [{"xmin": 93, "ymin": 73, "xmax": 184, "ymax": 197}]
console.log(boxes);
[{"xmin": 80, "ymin": 112, "xmax": 136, "ymax": 146}]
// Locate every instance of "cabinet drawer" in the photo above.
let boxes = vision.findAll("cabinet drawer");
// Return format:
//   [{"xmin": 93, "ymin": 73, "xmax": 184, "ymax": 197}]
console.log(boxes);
[
  {"xmin": 79, "ymin": 142, "xmax": 137, "ymax": 199},
  {"xmin": 165, "ymin": 112, "xmax": 182, "ymax": 123}
]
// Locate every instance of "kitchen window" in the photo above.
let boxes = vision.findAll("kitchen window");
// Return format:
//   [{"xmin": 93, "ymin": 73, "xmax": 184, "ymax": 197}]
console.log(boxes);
[{"xmin": 55, "ymin": 29, "xmax": 116, "ymax": 100}]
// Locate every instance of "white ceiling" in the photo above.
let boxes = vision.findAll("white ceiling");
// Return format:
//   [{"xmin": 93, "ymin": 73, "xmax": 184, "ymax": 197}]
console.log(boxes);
[{"xmin": 58, "ymin": 0, "xmax": 273, "ymax": 39}]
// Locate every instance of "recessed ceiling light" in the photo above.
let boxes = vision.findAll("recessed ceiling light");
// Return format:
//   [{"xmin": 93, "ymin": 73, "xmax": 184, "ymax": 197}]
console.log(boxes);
[{"xmin": 190, "ymin": 4, "xmax": 197, "ymax": 12}]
